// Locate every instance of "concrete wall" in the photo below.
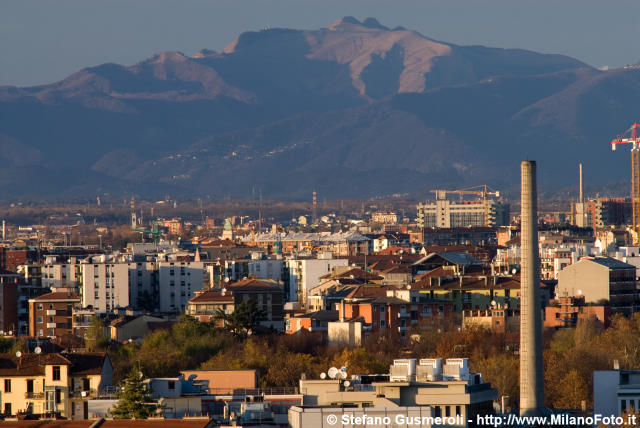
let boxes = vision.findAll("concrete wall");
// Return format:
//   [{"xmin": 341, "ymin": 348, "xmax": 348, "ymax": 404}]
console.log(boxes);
[
  {"xmin": 328, "ymin": 321, "xmax": 362, "ymax": 346},
  {"xmin": 557, "ymin": 260, "xmax": 609, "ymax": 302},
  {"xmin": 180, "ymin": 369, "xmax": 258, "ymax": 393}
]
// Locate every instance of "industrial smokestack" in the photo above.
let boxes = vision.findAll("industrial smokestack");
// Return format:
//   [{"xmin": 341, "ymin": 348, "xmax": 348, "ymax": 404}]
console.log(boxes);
[
  {"xmin": 520, "ymin": 161, "xmax": 545, "ymax": 416},
  {"xmin": 579, "ymin": 163, "xmax": 583, "ymax": 203}
]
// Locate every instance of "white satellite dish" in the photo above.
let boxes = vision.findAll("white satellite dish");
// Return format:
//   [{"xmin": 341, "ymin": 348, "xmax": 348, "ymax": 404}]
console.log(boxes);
[
  {"xmin": 511, "ymin": 268, "xmax": 517, "ymax": 275},
  {"xmin": 343, "ymin": 380, "xmax": 351, "ymax": 387},
  {"xmin": 15, "ymin": 351, "xmax": 21, "ymax": 358},
  {"xmin": 320, "ymin": 372, "xmax": 327, "ymax": 379},
  {"xmin": 491, "ymin": 300, "xmax": 496, "ymax": 307},
  {"xmin": 34, "ymin": 347, "xmax": 42, "ymax": 355},
  {"xmin": 327, "ymin": 367, "xmax": 339, "ymax": 379}
]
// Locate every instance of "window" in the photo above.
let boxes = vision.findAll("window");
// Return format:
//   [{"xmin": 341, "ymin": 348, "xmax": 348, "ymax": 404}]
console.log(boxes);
[
  {"xmin": 380, "ymin": 320, "xmax": 386, "ymax": 328},
  {"xmin": 37, "ymin": 316, "xmax": 43, "ymax": 324},
  {"xmin": 446, "ymin": 406, "xmax": 451, "ymax": 417},
  {"xmin": 95, "ymin": 291, "xmax": 99, "ymax": 299},
  {"xmin": 380, "ymin": 306, "xmax": 386, "ymax": 313},
  {"xmin": 168, "ymin": 380, "xmax": 175, "ymax": 390},
  {"xmin": 455, "ymin": 405, "xmax": 461, "ymax": 416},
  {"xmin": 37, "ymin": 304, "xmax": 43, "ymax": 310},
  {"xmin": 52, "ymin": 366, "xmax": 61, "ymax": 381},
  {"xmin": 170, "ymin": 280, "xmax": 175, "ymax": 287},
  {"xmin": 4, "ymin": 379, "xmax": 11, "ymax": 392},
  {"xmin": 4, "ymin": 403, "xmax": 11, "ymax": 415},
  {"xmin": 170, "ymin": 269, "xmax": 175, "ymax": 276},
  {"xmin": 55, "ymin": 388, "xmax": 61, "ymax": 404}
]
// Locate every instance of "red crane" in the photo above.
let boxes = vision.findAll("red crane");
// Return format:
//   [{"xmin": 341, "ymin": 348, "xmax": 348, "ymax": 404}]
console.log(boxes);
[{"xmin": 611, "ymin": 123, "xmax": 640, "ymax": 243}]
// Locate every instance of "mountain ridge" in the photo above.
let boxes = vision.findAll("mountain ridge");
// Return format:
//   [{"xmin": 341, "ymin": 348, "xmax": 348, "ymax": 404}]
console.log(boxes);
[{"xmin": 0, "ymin": 17, "xmax": 634, "ymax": 200}]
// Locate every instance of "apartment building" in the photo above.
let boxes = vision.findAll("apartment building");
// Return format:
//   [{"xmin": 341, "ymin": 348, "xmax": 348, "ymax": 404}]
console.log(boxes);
[
  {"xmin": 557, "ymin": 257, "xmax": 639, "ymax": 314},
  {"xmin": 28, "ymin": 291, "xmax": 80, "ymax": 338},
  {"xmin": 0, "ymin": 352, "xmax": 112, "ymax": 418},
  {"xmin": 157, "ymin": 261, "xmax": 204, "ymax": 312},
  {"xmin": 79, "ymin": 262, "xmax": 130, "ymax": 313},
  {"xmin": 284, "ymin": 254, "xmax": 348, "ymax": 305}
]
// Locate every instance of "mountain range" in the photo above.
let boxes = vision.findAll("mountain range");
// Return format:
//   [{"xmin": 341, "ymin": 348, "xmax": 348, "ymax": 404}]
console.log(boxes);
[{"xmin": 0, "ymin": 17, "xmax": 637, "ymax": 201}]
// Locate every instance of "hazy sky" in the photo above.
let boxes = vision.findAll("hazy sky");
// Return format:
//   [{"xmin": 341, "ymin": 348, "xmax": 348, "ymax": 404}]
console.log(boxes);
[{"xmin": 2, "ymin": 0, "xmax": 640, "ymax": 87}]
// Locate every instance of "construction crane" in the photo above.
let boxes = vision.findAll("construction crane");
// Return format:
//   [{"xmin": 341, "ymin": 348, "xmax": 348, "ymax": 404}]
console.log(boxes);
[
  {"xmin": 430, "ymin": 185, "xmax": 500, "ymax": 201},
  {"xmin": 132, "ymin": 220, "xmax": 162, "ymax": 244},
  {"xmin": 610, "ymin": 123, "xmax": 640, "ymax": 243}
]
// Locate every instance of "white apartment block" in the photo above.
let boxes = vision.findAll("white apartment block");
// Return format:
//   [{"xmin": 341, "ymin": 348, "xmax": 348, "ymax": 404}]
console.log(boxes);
[
  {"xmin": 80, "ymin": 263, "xmax": 130, "ymax": 313},
  {"xmin": 157, "ymin": 261, "xmax": 204, "ymax": 312},
  {"xmin": 286, "ymin": 255, "xmax": 348, "ymax": 305},
  {"xmin": 41, "ymin": 262, "xmax": 78, "ymax": 289}
]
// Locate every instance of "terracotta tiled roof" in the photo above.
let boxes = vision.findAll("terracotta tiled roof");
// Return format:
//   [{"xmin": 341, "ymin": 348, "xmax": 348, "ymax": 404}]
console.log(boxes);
[
  {"xmin": 345, "ymin": 285, "xmax": 394, "ymax": 299},
  {"xmin": 189, "ymin": 291, "xmax": 234, "ymax": 303},
  {"xmin": 318, "ymin": 268, "xmax": 382, "ymax": 281},
  {"xmin": 0, "ymin": 352, "xmax": 107, "ymax": 377},
  {"xmin": 228, "ymin": 278, "xmax": 283, "ymax": 292},
  {"xmin": 32, "ymin": 291, "xmax": 80, "ymax": 301}
]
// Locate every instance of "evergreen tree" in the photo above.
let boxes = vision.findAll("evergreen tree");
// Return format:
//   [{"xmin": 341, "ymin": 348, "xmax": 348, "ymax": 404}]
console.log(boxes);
[
  {"xmin": 214, "ymin": 300, "xmax": 265, "ymax": 338},
  {"xmin": 110, "ymin": 368, "xmax": 155, "ymax": 419}
]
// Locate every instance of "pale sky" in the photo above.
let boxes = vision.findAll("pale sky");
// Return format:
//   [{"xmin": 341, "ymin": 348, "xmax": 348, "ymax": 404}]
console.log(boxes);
[{"xmin": 2, "ymin": 0, "xmax": 640, "ymax": 87}]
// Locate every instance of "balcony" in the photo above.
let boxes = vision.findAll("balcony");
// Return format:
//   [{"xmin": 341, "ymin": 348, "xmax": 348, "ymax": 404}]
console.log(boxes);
[
  {"xmin": 25, "ymin": 392, "xmax": 44, "ymax": 399},
  {"xmin": 46, "ymin": 310, "xmax": 57, "ymax": 316},
  {"xmin": 46, "ymin": 322, "xmax": 57, "ymax": 329}
]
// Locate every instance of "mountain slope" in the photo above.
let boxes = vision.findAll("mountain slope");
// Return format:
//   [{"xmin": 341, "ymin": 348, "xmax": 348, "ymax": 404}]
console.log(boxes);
[{"xmin": 0, "ymin": 17, "xmax": 632, "ymax": 200}]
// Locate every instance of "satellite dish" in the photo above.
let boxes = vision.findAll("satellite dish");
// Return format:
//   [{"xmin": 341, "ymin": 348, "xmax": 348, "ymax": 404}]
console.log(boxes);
[
  {"xmin": 343, "ymin": 380, "xmax": 351, "ymax": 387},
  {"xmin": 34, "ymin": 347, "xmax": 42, "ymax": 355},
  {"xmin": 15, "ymin": 351, "xmax": 21, "ymax": 358},
  {"xmin": 327, "ymin": 367, "xmax": 339, "ymax": 379},
  {"xmin": 511, "ymin": 268, "xmax": 517, "ymax": 275},
  {"xmin": 491, "ymin": 300, "xmax": 496, "ymax": 307},
  {"xmin": 320, "ymin": 372, "xmax": 327, "ymax": 379}
]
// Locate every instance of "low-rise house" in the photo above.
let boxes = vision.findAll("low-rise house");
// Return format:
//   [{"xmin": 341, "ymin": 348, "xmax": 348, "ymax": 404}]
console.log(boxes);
[
  {"xmin": 109, "ymin": 314, "xmax": 168, "ymax": 341},
  {"xmin": 187, "ymin": 278, "xmax": 285, "ymax": 331},
  {"xmin": 286, "ymin": 310, "xmax": 338, "ymax": 335},
  {"xmin": 594, "ymin": 367, "xmax": 640, "ymax": 418},
  {"xmin": 0, "ymin": 352, "xmax": 112, "ymax": 418},
  {"xmin": 543, "ymin": 295, "xmax": 611, "ymax": 329},
  {"xmin": 186, "ymin": 290, "xmax": 235, "ymax": 323}
]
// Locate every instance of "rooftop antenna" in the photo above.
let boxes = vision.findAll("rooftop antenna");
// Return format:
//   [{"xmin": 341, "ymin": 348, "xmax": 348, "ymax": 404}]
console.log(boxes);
[{"xmin": 312, "ymin": 190, "xmax": 318, "ymax": 225}]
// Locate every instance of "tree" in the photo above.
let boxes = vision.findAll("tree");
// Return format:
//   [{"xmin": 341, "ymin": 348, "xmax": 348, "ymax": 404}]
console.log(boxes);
[
  {"xmin": 85, "ymin": 316, "xmax": 109, "ymax": 351},
  {"xmin": 554, "ymin": 369, "xmax": 587, "ymax": 409},
  {"xmin": 111, "ymin": 368, "xmax": 155, "ymax": 419},
  {"xmin": 214, "ymin": 300, "xmax": 266, "ymax": 338}
]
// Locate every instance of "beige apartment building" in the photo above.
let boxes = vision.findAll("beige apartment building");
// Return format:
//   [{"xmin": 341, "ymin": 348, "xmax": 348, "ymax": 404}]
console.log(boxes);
[{"xmin": 0, "ymin": 352, "xmax": 112, "ymax": 418}]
